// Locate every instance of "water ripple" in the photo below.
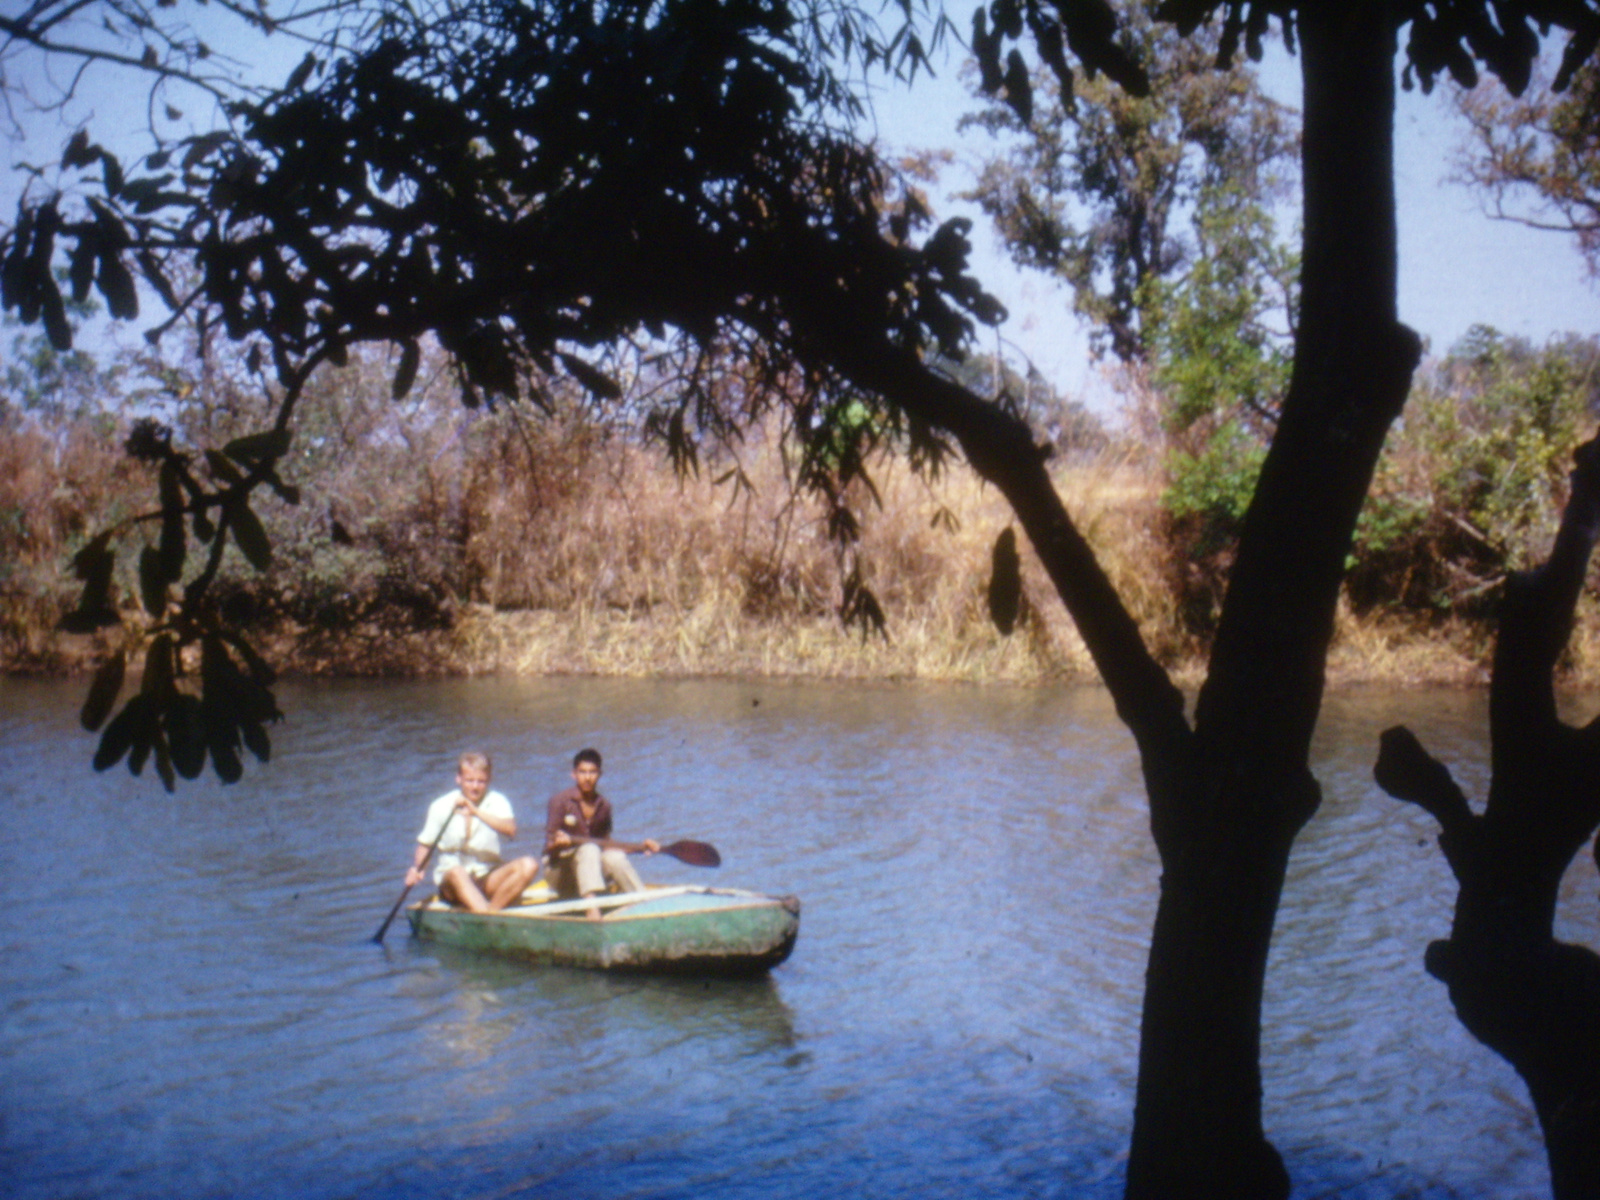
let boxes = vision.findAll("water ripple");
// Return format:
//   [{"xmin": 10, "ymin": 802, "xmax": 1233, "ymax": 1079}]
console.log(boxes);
[{"xmin": 1, "ymin": 678, "xmax": 1589, "ymax": 1199}]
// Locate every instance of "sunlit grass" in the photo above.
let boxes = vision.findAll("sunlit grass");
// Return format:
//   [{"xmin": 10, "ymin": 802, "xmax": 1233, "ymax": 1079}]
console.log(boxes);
[{"xmin": 7, "ymin": 410, "xmax": 1591, "ymax": 689}]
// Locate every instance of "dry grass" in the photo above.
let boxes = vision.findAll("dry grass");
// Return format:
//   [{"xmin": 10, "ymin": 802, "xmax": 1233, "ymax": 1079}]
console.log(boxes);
[
  {"xmin": 2, "ymin": 408, "xmax": 1553, "ymax": 689},
  {"xmin": 300, "ymin": 440, "xmax": 1151, "ymax": 683}
]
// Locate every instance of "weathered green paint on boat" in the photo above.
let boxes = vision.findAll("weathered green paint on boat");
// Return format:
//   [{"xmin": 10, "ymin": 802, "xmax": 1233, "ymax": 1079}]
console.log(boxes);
[{"xmin": 406, "ymin": 886, "xmax": 801, "ymax": 974}]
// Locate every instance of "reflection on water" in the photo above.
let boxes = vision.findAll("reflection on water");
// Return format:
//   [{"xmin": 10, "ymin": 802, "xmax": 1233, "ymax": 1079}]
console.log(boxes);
[{"xmin": 0, "ymin": 676, "xmax": 1595, "ymax": 1199}]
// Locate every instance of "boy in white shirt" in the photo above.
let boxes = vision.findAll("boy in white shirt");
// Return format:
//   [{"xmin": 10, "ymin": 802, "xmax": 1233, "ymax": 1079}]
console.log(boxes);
[{"xmin": 404, "ymin": 752, "xmax": 539, "ymax": 911}]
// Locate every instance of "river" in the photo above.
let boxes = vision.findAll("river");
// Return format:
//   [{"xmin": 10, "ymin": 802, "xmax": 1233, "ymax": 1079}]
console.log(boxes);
[{"xmin": 1, "ymin": 676, "xmax": 1596, "ymax": 1199}]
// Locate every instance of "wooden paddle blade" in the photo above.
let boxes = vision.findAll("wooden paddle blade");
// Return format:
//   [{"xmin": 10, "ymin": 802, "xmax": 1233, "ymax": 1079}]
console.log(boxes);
[{"xmin": 661, "ymin": 840, "xmax": 720, "ymax": 867}]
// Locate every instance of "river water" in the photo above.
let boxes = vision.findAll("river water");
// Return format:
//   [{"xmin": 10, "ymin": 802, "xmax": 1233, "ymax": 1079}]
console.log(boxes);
[{"xmin": 1, "ymin": 676, "xmax": 1596, "ymax": 1199}]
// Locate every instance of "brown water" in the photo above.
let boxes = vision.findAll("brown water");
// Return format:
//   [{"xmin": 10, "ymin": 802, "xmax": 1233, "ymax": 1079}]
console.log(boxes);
[{"xmin": 0, "ymin": 675, "xmax": 1595, "ymax": 1199}]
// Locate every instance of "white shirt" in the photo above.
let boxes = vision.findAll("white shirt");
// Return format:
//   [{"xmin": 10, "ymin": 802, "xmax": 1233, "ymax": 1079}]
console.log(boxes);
[{"xmin": 416, "ymin": 789, "xmax": 514, "ymax": 884}]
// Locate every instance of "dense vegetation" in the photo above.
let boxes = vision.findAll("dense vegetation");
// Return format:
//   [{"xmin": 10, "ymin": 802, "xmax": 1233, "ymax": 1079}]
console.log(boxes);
[{"xmin": 5, "ymin": 318, "xmax": 1596, "ymax": 684}]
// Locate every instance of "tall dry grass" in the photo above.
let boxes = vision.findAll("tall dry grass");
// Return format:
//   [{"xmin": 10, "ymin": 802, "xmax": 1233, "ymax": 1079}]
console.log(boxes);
[
  {"xmin": 9, "ymin": 370, "xmax": 1588, "ymax": 689},
  {"xmin": 0, "ymin": 412, "xmax": 142, "ymax": 670},
  {"xmin": 443, "ymin": 423, "xmax": 1173, "ymax": 683}
]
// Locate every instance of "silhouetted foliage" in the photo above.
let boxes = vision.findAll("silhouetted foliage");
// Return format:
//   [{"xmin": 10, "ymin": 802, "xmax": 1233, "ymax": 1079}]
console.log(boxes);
[
  {"xmin": 5, "ymin": 0, "xmax": 1600, "ymax": 1196},
  {"xmin": 3, "ymin": 0, "xmax": 1001, "ymax": 786}
]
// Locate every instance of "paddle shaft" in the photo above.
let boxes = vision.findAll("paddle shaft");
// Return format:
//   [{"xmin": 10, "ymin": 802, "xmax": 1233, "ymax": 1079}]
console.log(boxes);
[
  {"xmin": 558, "ymin": 835, "xmax": 720, "ymax": 867},
  {"xmin": 372, "ymin": 812, "xmax": 454, "ymax": 943}
]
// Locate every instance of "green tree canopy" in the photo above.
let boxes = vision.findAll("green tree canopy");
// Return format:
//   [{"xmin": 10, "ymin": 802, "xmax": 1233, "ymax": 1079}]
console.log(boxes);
[{"xmin": 961, "ymin": 0, "xmax": 1297, "ymax": 364}]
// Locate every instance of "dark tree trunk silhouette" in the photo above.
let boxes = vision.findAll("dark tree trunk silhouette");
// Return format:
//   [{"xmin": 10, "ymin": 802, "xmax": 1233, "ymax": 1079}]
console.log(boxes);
[
  {"xmin": 1374, "ymin": 437, "xmax": 1600, "ymax": 1200},
  {"xmin": 797, "ymin": 8, "xmax": 1421, "ymax": 1194},
  {"xmin": 1122, "ymin": 8, "xmax": 1420, "ymax": 1193}
]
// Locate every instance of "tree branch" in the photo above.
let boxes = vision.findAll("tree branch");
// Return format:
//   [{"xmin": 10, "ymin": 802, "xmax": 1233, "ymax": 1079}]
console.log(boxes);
[
  {"xmin": 811, "ymin": 331, "xmax": 1192, "ymax": 763},
  {"xmin": 1374, "ymin": 723, "xmax": 1478, "ymax": 878}
]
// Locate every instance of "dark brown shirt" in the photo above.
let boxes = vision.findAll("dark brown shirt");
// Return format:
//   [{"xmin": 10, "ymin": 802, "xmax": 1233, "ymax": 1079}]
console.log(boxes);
[{"xmin": 545, "ymin": 786, "xmax": 613, "ymax": 856}]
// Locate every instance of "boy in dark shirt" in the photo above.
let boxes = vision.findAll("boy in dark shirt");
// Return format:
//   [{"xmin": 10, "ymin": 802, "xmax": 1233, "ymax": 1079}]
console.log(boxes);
[{"xmin": 544, "ymin": 748, "xmax": 659, "ymax": 916}]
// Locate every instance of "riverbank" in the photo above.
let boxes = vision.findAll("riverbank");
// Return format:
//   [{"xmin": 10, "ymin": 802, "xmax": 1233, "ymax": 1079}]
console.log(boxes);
[
  {"xmin": 10, "ymin": 594, "xmax": 1565, "ymax": 689},
  {"xmin": 7, "ymin": 414, "xmax": 1597, "ymax": 690}
]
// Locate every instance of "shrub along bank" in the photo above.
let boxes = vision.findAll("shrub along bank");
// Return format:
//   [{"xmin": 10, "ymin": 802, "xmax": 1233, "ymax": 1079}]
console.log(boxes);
[{"xmin": 3, "ymin": 327, "xmax": 1597, "ymax": 688}]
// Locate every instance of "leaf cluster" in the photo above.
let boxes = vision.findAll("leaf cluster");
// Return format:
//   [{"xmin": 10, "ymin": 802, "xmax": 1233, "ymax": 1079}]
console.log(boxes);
[
  {"xmin": 60, "ymin": 416, "xmax": 293, "ymax": 790},
  {"xmin": 2, "ymin": 0, "xmax": 1024, "ymax": 778},
  {"xmin": 962, "ymin": 1, "xmax": 1297, "ymax": 365},
  {"xmin": 1153, "ymin": 1, "xmax": 1599, "ymax": 96}
]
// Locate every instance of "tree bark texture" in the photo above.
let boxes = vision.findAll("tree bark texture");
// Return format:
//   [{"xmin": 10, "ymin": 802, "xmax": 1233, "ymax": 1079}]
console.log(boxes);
[{"xmin": 1374, "ymin": 438, "xmax": 1600, "ymax": 1200}]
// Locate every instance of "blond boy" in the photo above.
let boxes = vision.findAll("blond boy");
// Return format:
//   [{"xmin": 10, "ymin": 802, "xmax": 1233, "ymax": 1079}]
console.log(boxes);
[{"xmin": 406, "ymin": 752, "xmax": 539, "ymax": 912}]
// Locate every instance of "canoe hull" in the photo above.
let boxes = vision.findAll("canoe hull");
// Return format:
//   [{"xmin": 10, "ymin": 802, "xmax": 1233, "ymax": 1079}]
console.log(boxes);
[{"xmin": 406, "ymin": 887, "xmax": 800, "ymax": 975}]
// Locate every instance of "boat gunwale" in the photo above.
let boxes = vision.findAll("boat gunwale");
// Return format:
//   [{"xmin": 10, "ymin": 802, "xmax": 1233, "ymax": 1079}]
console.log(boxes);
[{"xmin": 409, "ymin": 884, "xmax": 796, "ymax": 924}]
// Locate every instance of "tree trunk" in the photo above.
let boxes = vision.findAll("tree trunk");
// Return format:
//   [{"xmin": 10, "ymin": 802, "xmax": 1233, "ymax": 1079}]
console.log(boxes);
[
  {"xmin": 778, "ymin": 8, "xmax": 1419, "ymax": 1193},
  {"xmin": 1375, "ymin": 438, "xmax": 1600, "ymax": 1200},
  {"xmin": 1125, "ymin": 5, "xmax": 1420, "ymax": 1195}
]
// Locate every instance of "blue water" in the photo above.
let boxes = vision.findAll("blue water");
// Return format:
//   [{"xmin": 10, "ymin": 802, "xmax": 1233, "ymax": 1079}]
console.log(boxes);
[{"xmin": 1, "ymin": 676, "xmax": 1595, "ymax": 1199}]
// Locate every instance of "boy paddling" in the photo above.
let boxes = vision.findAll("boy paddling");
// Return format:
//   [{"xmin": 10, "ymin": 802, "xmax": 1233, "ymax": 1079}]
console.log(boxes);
[
  {"xmin": 406, "ymin": 752, "xmax": 539, "ymax": 912},
  {"xmin": 545, "ymin": 748, "xmax": 659, "ymax": 917}
]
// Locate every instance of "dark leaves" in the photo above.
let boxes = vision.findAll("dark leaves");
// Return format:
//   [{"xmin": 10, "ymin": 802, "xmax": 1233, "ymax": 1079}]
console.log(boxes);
[
  {"xmin": 285, "ymin": 52, "xmax": 319, "ymax": 93},
  {"xmin": 1059, "ymin": 0, "xmax": 1148, "ymax": 93},
  {"xmin": 89, "ymin": 634, "xmax": 279, "ymax": 790},
  {"xmin": 94, "ymin": 694, "xmax": 152, "ymax": 773},
  {"xmin": 68, "ymin": 229, "xmax": 100, "ymax": 303},
  {"xmin": 988, "ymin": 525, "xmax": 1023, "ymax": 635},
  {"xmin": 1003, "ymin": 49, "xmax": 1034, "ymax": 124},
  {"xmin": 839, "ymin": 566, "xmax": 889, "ymax": 641},
  {"xmin": 139, "ymin": 545, "xmax": 171, "ymax": 616},
  {"xmin": 392, "ymin": 339, "xmax": 421, "ymax": 400},
  {"xmin": 80, "ymin": 651, "xmax": 127, "ymax": 732},
  {"xmin": 200, "ymin": 634, "xmax": 279, "ymax": 781},
  {"xmin": 559, "ymin": 352, "xmax": 623, "ymax": 400},
  {"xmin": 1398, "ymin": 0, "xmax": 1591, "ymax": 95},
  {"xmin": 158, "ymin": 461, "xmax": 187, "ymax": 583},
  {"xmin": 1, "ymin": 200, "xmax": 73, "ymax": 349},
  {"xmin": 221, "ymin": 428, "xmax": 292, "ymax": 466},
  {"xmin": 97, "ymin": 246, "xmax": 139, "ymax": 321},
  {"xmin": 62, "ymin": 129, "xmax": 97, "ymax": 169},
  {"xmin": 228, "ymin": 498, "xmax": 273, "ymax": 571},
  {"xmin": 40, "ymin": 276, "xmax": 71, "ymax": 351},
  {"xmin": 126, "ymin": 418, "xmax": 174, "ymax": 462},
  {"xmin": 974, "ymin": 7, "xmax": 1007, "ymax": 94},
  {"xmin": 61, "ymin": 533, "xmax": 119, "ymax": 632},
  {"xmin": 167, "ymin": 694, "xmax": 207, "ymax": 780},
  {"xmin": 204, "ymin": 449, "xmax": 244, "ymax": 486}
]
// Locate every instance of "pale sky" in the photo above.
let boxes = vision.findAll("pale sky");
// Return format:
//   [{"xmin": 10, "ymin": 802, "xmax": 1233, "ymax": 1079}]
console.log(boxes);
[
  {"xmin": 5, "ymin": 15, "xmax": 1596, "ymax": 417},
  {"xmin": 861, "ymin": 41, "xmax": 1599, "ymax": 413}
]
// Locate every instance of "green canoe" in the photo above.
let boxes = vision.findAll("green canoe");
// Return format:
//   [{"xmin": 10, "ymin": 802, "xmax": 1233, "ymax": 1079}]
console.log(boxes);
[{"xmin": 406, "ymin": 885, "xmax": 801, "ymax": 974}]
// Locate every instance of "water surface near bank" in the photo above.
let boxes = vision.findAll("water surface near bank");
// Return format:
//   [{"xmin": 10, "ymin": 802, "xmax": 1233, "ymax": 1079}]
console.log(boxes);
[{"xmin": 1, "ymin": 676, "xmax": 1596, "ymax": 1199}]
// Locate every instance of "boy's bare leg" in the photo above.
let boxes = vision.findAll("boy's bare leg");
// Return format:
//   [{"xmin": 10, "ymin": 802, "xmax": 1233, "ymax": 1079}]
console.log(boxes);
[
  {"xmin": 483, "ymin": 857, "xmax": 540, "ymax": 910},
  {"xmin": 440, "ymin": 867, "xmax": 491, "ymax": 913}
]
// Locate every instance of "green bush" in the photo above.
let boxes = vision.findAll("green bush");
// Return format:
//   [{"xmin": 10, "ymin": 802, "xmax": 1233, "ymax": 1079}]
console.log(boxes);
[{"xmin": 1349, "ymin": 326, "xmax": 1600, "ymax": 614}]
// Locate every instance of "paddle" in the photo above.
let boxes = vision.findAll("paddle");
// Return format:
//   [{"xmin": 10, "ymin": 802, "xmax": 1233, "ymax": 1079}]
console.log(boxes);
[
  {"xmin": 373, "ymin": 814, "xmax": 453, "ymax": 943},
  {"xmin": 563, "ymin": 836, "xmax": 721, "ymax": 867}
]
